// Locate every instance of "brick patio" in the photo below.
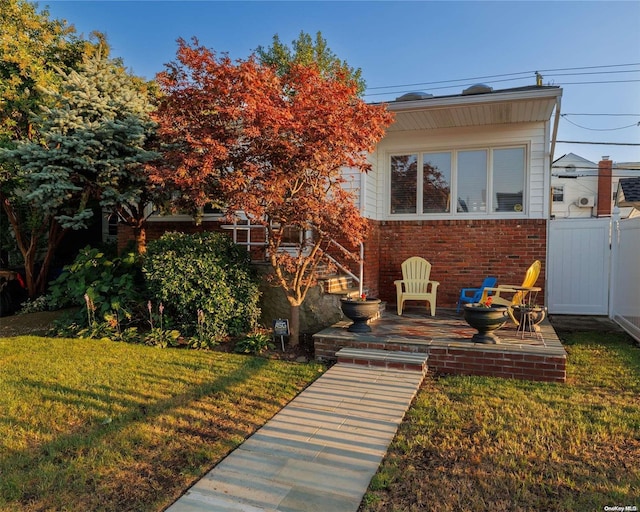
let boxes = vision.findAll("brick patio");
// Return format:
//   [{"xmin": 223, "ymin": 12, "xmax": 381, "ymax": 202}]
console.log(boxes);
[{"xmin": 313, "ymin": 307, "xmax": 567, "ymax": 383}]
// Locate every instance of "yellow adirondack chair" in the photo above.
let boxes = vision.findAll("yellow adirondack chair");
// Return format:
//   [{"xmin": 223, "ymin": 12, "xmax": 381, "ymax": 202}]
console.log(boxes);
[
  {"xmin": 394, "ymin": 257, "xmax": 440, "ymax": 316},
  {"xmin": 480, "ymin": 260, "xmax": 541, "ymax": 324}
]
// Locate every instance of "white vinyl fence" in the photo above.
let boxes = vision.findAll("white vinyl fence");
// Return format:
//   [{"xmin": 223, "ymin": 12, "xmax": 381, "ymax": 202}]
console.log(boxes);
[
  {"xmin": 610, "ymin": 216, "xmax": 640, "ymax": 342},
  {"xmin": 548, "ymin": 214, "xmax": 640, "ymax": 342}
]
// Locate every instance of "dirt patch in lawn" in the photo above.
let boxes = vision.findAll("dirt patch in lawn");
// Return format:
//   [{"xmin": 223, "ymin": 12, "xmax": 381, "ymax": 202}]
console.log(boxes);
[{"xmin": 0, "ymin": 310, "xmax": 72, "ymax": 337}]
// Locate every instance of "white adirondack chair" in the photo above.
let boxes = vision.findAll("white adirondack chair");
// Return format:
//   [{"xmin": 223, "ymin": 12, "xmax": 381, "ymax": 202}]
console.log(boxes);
[{"xmin": 394, "ymin": 257, "xmax": 440, "ymax": 316}]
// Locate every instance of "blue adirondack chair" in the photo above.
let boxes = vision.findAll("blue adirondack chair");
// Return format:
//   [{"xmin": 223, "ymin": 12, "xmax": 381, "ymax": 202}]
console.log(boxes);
[{"xmin": 456, "ymin": 276, "xmax": 498, "ymax": 313}]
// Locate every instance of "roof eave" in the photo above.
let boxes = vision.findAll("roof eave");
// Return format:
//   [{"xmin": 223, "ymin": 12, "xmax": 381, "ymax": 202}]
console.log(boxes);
[{"xmin": 385, "ymin": 87, "xmax": 562, "ymax": 113}]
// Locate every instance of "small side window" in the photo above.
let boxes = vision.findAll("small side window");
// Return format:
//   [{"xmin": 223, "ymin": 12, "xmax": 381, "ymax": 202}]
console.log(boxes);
[{"xmin": 552, "ymin": 186, "xmax": 564, "ymax": 202}]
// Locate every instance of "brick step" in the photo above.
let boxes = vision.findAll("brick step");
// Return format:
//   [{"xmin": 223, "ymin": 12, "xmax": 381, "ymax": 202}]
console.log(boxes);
[{"xmin": 336, "ymin": 347, "xmax": 428, "ymax": 373}]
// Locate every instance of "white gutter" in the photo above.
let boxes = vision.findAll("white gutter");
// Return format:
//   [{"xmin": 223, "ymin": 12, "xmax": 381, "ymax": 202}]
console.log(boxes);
[{"xmin": 384, "ymin": 87, "xmax": 563, "ymax": 113}]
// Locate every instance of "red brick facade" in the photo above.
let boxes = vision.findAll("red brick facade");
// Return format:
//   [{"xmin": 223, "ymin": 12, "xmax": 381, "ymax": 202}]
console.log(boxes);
[
  {"xmin": 118, "ymin": 221, "xmax": 267, "ymax": 261},
  {"xmin": 117, "ymin": 221, "xmax": 222, "ymax": 253},
  {"xmin": 363, "ymin": 219, "xmax": 547, "ymax": 308},
  {"xmin": 120, "ymin": 217, "xmax": 547, "ymax": 311}
]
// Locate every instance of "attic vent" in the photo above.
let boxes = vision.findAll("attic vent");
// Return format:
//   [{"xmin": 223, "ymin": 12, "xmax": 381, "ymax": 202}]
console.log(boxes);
[
  {"xmin": 462, "ymin": 83, "xmax": 494, "ymax": 95},
  {"xmin": 395, "ymin": 91, "xmax": 434, "ymax": 101}
]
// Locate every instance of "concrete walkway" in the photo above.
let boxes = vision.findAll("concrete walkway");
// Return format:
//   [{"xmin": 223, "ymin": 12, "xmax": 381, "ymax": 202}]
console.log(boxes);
[{"xmin": 166, "ymin": 363, "xmax": 426, "ymax": 512}]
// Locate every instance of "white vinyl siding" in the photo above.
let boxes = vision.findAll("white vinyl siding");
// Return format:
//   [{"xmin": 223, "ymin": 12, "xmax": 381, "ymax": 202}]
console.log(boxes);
[{"xmin": 369, "ymin": 122, "xmax": 549, "ymax": 220}]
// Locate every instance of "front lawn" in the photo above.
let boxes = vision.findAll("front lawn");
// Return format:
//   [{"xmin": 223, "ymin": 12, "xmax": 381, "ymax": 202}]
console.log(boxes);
[
  {"xmin": 361, "ymin": 331, "xmax": 640, "ymax": 511},
  {"xmin": 0, "ymin": 336, "xmax": 323, "ymax": 511},
  {"xmin": 3, "ymin": 330, "xmax": 639, "ymax": 512}
]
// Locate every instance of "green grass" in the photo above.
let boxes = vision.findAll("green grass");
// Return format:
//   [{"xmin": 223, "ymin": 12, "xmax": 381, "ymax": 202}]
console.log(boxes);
[
  {"xmin": 0, "ymin": 336, "xmax": 324, "ymax": 511},
  {"xmin": 361, "ymin": 331, "xmax": 640, "ymax": 512},
  {"xmin": 3, "ymin": 331, "xmax": 639, "ymax": 512}
]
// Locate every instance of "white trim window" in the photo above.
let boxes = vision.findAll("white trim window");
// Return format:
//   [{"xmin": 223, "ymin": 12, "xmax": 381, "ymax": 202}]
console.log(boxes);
[{"xmin": 389, "ymin": 145, "xmax": 527, "ymax": 217}]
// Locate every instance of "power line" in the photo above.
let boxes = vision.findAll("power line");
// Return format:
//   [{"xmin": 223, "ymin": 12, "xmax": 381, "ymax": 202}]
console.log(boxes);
[
  {"xmin": 364, "ymin": 63, "xmax": 640, "ymax": 94},
  {"xmin": 364, "ymin": 77, "xmax": 640, "ymax": 99},
  {"xmin": 537, "ymin": 63, "xmax": 640, "ymax": 73},
  {"xmin": 365, "ymin": 76, "xmax": 530, "ymax": 96},
  {"xmin": 561, "ymin": 117, "xmax": 640, "ymax": 131},
  {"xmin": 552, "ymin": 166, "xmax": 640, "ymax": 171},
  {"xmin": 366, "ymin": 71, "xmax": 531, "ymax": 91},
  {"xmin": 546, "ymin": 70, "xmax": 640, "ymax": 77},
  {"xmin": 552, "ymin": 79, "xmax": 640, "ymax": 85},
  {"xmin": 561, "ymin": 113, "xmax": 640, "ymax": 117},
  {"xmin": 556, "ymin": 141, "xmax": 640, "ymax": 146}
]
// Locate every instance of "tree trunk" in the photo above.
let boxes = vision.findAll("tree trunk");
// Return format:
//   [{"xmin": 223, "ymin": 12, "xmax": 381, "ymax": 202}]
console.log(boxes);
[
  {"xmin": 23, "ymin": 246, "xmax": 37, "ymax": 299},
  {"xmin": 33, "ymin": 220, "xmax": 66, "ymax": 297},
  {"xmin": 1, "ymin": 198, "xmax": 67, "ymax": 299},
  {"xmin": 289, "ymin": 303, "xmax": 300, "ymax": 346},
  {"xmin": 134, "ymin": 225, "xmax": 146, "ymax": 254}
]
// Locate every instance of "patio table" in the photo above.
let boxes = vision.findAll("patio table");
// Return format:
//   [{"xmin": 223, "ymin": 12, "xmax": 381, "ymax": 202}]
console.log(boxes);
[{"xmin": 512, "ymin": 286, "xmax": 542, "ymax": 339}]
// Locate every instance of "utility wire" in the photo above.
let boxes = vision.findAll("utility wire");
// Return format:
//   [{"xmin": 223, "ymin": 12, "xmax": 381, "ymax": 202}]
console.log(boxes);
[
  {"xmin": 561, "ymin": 117, "xmax": 640, "ymax": 131},
  {"xmin": 556, "ymin": 141, "xmax": 640, "ymax": 146},
  {"xmin": 364, "ymin": 63, "xmax": 640, "ymax": 93},
  {"xmin": 364, "ymin": 78, "xmax": 640, "ymax": 98},
  {"xmin": 365, "ymin": 76, "xmax": 531, "ymax": 97},
  {"xmin": 537, "ymin": 63, "xmax": 640, "ymax": 72},
  {"xmin": 367, "ymin": 71, "xmax": 531, "ymax": 90},
  {"xmin": 552, "ymin": 166, "xmax": 640, "ymax": 171},
  {"xmin": 561, "ymin": 113, "xmax": 640, "ymax": 117},
  {"xmin": 545, "ymin": 70, "xmax": 640, "ymax": 77},
  {"xmin": 552, "ymin": 79, "xmax": 640, "ymax": 85}
]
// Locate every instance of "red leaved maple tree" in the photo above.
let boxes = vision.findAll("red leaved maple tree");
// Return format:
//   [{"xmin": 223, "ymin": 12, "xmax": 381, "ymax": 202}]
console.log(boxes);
[{"xmin": 152, "ymin": 38, "xmax": 393, "ymax": 345}]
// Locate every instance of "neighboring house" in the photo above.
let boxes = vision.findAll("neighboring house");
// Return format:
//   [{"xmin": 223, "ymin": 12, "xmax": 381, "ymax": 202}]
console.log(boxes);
[
  {"xmin": 551, "ymin": 153, "xmax": 639, "ymax": 219},
  {"xmin": 119, "ymin": 84, "xmax": 564, "ymax": 310},
  {"xmin": 616, "ymin": 177, "xmax": 640, "ymax": 217}
]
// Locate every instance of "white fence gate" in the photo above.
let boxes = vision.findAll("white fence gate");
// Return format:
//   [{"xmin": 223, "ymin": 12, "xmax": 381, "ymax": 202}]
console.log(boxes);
[
  {"xmin": 610, "ymin": 216, "xmax": 640, "ymax": 341},
  {"xmin": 547, "ymin": 218, "xmax": 611, "ymax": 315}
]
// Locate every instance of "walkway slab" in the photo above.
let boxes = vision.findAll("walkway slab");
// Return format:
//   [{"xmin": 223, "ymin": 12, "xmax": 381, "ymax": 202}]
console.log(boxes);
[{"xmin": 166, "ymin": 363, "xmax": 425, "ymax": 512}]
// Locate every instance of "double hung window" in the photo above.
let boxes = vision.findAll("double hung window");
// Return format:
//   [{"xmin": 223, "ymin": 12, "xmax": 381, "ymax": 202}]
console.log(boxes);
[
  {"xmin": 390, "ymin": 146, "xmax": 526, "ymax": 216},
  {"xmin": 390, "ymin": 152, "xmax": 451, "ymax": 214}
]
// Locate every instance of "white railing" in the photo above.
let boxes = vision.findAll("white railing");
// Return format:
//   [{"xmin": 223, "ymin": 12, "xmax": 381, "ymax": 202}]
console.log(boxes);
[
  {"xmin": 324, "ymin": 240, "xmax": 364, "ymax": 296},
  {"xmin": 610, "ymin": 214, "xmax": 640, "ymax": 342}
]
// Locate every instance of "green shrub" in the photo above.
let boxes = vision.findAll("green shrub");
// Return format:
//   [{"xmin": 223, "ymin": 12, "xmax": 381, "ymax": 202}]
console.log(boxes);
[
  {"xmin": 144, "ymin": 328, "xmax": 182, "ymax": 348},
  {"xmin": 143, "ymin": 232, "xmax": 260, "ymax": 342},
  {"xmin": 48, "ymin": 246, "xmax": 144, "ymax": 326},
  {"xmin": 18, "ymin": 295, "xmax": 49, "ymax": 314},
  {"xmin": 143, "ymin": 302, "xmax": 182, "ymax": 348},
  {"xmin": 234, "ymin": 330, "xmax": 274, "ymax": 355},
  {"xmin": 186, "ymin": 309, "xmax": 220, "ymax": 350}
]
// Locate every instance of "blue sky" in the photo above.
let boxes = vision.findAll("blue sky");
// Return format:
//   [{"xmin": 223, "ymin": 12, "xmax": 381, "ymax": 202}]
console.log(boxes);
[{"xmin": 44, "ymin": 0, "xmax": 640, "ymax": 164}]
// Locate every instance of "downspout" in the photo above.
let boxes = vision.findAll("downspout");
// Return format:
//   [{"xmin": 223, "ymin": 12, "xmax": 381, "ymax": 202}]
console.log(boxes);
[
  {"xmin": 546, "ymin": 94, "xmax": 562, "ymax": 311},
  {"xmin": 549, "ymin": 95, "xmax": 562, "ymax": 186},
  {"xmin": 547, "ymin": 94, "xmax": 562, "ymax": 219}
]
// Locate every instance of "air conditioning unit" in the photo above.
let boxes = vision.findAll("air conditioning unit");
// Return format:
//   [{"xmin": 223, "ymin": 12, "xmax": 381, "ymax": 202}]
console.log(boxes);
[{"xmin": 576, "ymin": 196, "xmax": 595, "ymax": 207}]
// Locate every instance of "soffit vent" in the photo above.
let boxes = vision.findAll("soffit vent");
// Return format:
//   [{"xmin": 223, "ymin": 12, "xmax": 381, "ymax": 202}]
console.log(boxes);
[
  {"xmin": 462, "ymin": 83, "xmax": 494, "ymax": 95},
  {"xmin": 395, "ymin": 91, "xmax": 434, "ymax": 101}
]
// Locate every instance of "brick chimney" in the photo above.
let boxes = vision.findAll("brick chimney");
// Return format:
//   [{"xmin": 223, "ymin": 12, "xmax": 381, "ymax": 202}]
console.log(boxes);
[{"xmin": 597, "ymin": 156, "xmax": 612, "ymax": 217}]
